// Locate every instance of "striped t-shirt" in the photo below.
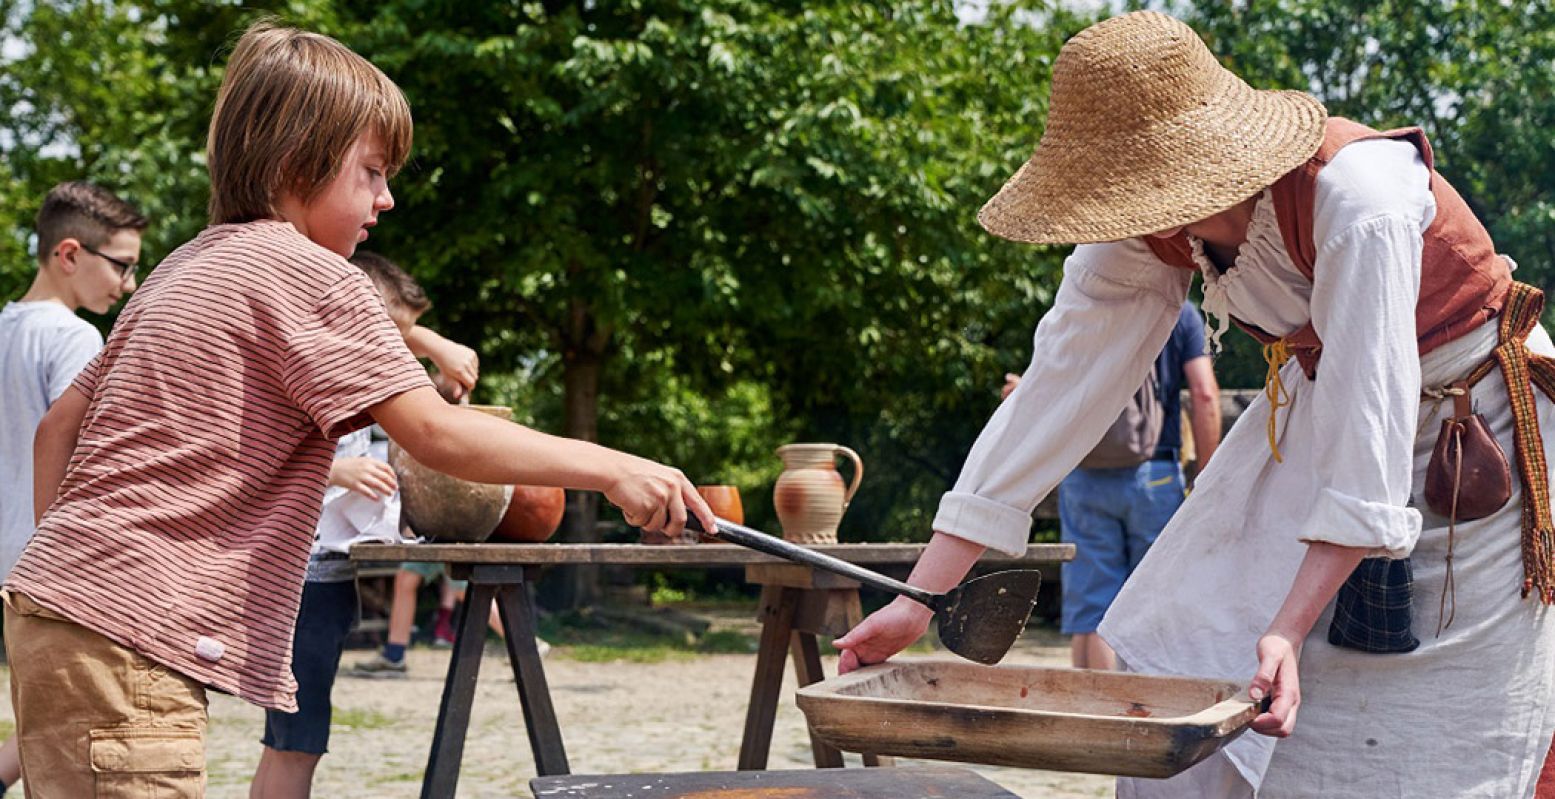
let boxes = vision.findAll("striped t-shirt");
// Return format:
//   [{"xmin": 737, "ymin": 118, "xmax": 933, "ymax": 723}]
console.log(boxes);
[{"xmin": 6, "ymin": 220, "xmax": 431, "ymax": 711}]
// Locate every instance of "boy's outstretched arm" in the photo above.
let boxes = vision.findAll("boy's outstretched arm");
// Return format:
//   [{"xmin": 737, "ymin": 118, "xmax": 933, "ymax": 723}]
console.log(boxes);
[
  {"xmin": 370, "ymin": 385, "xmax": 714, "ymax": 536},
  {"xmin": 33, "ymin": 385, "xmax": 90, "ymax": 524}
]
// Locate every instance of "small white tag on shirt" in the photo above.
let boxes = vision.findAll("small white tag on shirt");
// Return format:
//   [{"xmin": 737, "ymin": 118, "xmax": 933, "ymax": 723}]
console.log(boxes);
[{"xmin": 194, "ymin": 636, "xmax": 225, "ymax": 662}]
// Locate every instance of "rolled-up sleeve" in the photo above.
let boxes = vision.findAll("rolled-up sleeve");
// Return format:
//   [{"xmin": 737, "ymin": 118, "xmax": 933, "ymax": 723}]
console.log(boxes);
[
  {"xmin": 934, "ymin": 239, "xmax": 1189, "ymax": 555},
  {"xmin": 1299, "ymin": 139, "xmax": 1434, "ymax": 557},
  {"xmin": 1300, "ymin": 217, "xmax": 1425, "ymax": 556}
]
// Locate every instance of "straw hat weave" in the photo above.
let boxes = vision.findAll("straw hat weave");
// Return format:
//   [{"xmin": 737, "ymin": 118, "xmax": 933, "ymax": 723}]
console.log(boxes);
[{"xmin": 979, "ymin": 11, "xmax": 1327, "ymax": 245}]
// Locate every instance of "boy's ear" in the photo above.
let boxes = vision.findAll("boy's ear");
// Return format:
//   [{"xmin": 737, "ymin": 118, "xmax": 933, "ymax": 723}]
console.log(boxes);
[{"xmin": 51, "ymin": 238, "xmax": 82, "ymax": 275}]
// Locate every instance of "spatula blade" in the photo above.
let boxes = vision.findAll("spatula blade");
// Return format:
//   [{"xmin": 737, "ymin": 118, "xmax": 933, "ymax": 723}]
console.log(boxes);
[{"xmin": 936, "ymin": 569, "xmax": 1042, "ymax": 665}]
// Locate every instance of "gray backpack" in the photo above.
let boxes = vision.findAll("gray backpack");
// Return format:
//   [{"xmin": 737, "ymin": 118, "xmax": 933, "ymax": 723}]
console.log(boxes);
[{"xmin": 1079, "ymin": 370, "xmax": 1165, "ymax": 469}]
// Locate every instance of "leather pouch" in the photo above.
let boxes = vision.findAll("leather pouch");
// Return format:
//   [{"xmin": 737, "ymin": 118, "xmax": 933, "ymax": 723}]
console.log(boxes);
[{"xmin": 1424, "ymin": 383, "xmax": 1511, "ymax": 521}]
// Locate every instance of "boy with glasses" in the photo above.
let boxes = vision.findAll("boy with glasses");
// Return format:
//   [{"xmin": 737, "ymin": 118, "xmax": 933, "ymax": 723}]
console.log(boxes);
[{"xmin": 0, "ymin": 180, "xmax": 146, "ymax": 795}]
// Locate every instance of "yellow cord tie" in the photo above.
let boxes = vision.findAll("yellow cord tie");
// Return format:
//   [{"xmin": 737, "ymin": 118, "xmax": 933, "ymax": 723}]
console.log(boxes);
[{"xmin": 1263, "ymin": 340, "xmax": 1292, "ymax": 463}]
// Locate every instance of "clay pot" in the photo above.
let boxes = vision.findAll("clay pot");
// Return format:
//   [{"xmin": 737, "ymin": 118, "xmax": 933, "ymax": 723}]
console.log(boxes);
[
  {"xmin": 490, "ymin": 485, "xmax": 567, "ymax": 543},
  {"xmin": 772, "ymin": 443, "xmax": 864, "ymax": 545},
  {"xmin": 696, "ymin": 485, "xmax": 745, "ymax": 526},
  {"xmin": 390, "ymin": 404, "xmax": 515, "ymax": 543}
]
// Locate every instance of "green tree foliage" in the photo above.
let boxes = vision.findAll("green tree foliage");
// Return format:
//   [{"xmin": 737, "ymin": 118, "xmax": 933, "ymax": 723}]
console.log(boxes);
[
  {"xmin": 5, "ymin": 2, "xmax": 1552, "ymax": 595},
  {"xmin": 1173, "ymin": 0, "xmax": 1555, "ymax": 387},
  {"xmin": 0, "ymin": 1, "xmax": 316, "ymax": 296}
]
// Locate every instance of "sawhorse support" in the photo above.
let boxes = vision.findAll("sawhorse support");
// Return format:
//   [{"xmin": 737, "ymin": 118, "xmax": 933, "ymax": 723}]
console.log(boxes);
[
  {"xmin": 736, "ymin": 563, "xmax": 892, "ymax": 770},
  {"xmin": 421, "ymin": 563, "xmax": 569, "ymax": 799}
]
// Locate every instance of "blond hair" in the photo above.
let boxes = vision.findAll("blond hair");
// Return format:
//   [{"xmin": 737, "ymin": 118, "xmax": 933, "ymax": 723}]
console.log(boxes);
[{"xmin": 206, "ymin": 21, "xmax": 412, "ymax": 224}]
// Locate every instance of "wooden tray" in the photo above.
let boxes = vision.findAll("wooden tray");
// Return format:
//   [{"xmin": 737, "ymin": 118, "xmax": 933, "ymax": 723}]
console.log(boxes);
[{"xmin": 795, "ymin": 658, "xmax": 1259, "ymax": 778}]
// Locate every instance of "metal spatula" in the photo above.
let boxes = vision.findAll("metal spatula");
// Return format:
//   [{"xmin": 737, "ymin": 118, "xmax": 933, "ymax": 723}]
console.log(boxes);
[{"xmin": 682, "ymin": 516, "xmax": 1041, "ymax": 665}]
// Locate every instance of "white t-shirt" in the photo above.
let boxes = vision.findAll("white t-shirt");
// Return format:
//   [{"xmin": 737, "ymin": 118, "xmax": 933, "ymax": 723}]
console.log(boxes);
[
  {"xmin": 0, "ymin": 300, "xmax": 104, "ymax": 578},
  {"xmin": 314, "ymin": 429, "xmax": 402, "ymax": 553}
]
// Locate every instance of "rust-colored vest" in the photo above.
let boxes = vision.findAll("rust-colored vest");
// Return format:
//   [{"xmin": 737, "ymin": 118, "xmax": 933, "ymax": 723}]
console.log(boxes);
[{"xmin": 1144, "ymin": 117, "xmax": 1510, "ymax": 379}]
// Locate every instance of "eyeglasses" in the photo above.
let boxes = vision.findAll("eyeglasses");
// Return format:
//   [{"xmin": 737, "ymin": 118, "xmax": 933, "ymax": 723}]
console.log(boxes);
[{"xmin": 80, "ymin": 244, "xmax": 139, "ymax": 283}]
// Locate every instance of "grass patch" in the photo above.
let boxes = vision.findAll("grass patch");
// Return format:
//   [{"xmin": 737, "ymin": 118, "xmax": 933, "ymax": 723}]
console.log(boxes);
[
  {"xmin": 563, "ymin": 643, "xmax": 694, "ymax": 664},
  {"xmin": 0, "ymin": 719, "xmax": 13, "ymax": 740},
  {"xmin": 539, "ymin": 608, "xmax": 758, "ymax": 664},
  {"xmin": 698, "ymin": 629, "xmax": 759, "ymax": 653},
  {"xmin": 331, "ymin": 706, "xmax": 394, "ymax": 731}
]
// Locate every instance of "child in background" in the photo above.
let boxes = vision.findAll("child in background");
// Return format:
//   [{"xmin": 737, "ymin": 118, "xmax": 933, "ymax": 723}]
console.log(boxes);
[
  {"xmin": 0, "ymin": 182, "xmax": 146, "ymax": 580},
  {"xmin": 5, "ymin": 23, "xmax": 711, "ymax": 795},
  {"xmin": 348, "ymin": 562, "xmax": 515, "ymax": 679},
  {"xmin": 0, "ymin": 181, "xmax": 145, "ymax": 797},
  {"xmin": 249, "ymin": 251, "xmax": 478, "ymax": 797}
]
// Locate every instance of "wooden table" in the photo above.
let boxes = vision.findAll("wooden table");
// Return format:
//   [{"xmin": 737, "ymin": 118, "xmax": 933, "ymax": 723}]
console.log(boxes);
[
  {"xmin": 350, "ymin": 542, "xmax": 1072, "ymax": 798},
  {"xmin": 531, "ymin": 765, "xmax": 1021, "ymax": 798}
]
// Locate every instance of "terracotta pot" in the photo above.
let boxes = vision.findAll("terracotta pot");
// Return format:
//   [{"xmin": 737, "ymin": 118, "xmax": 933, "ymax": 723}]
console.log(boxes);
[
  {"xmin": 490, "ymin": 485, "xmax": 567, "ymax": 543},
  {"xmin": 772, "ymin": 443, "xmax": 864, "ymax": 545},
  {"xmin": 390, "ymin": 404, "xmax": 514, "ymax": 543},
  {"xmin": 696, "ymin": 485, "xmax": 745, "ymax": 526}
]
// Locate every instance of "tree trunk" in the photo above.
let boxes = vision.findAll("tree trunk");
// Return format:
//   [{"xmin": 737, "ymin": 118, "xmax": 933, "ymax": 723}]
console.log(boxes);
[{"xmin": 542, "ymin": 294, "xmax": 611, "ymax": 610}]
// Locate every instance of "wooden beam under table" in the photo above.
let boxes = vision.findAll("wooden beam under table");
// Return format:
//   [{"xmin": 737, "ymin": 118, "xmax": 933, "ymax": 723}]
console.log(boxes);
[{"xmin": 420, "ymin": 564, "xmax": 568, "ymax": 799}]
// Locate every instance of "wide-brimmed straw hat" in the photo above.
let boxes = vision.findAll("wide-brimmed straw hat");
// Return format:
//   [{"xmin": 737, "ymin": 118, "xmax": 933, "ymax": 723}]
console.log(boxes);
[{"xmin": 979, "ymin": 11, "xmax": 1327, "ymax": 245}]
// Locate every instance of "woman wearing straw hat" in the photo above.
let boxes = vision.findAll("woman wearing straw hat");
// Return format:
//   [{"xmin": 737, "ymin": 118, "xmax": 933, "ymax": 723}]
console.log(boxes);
[{"xmin": 834, "ymin": 10, "xmax": 1555, "ymax": 797}]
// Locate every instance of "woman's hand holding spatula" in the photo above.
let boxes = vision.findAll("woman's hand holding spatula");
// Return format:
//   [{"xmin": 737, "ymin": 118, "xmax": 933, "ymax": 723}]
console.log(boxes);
[
  {"xmin": 834, "ymin": 531, "xmax": 990, "ymax": 673},
  {"xmin": 835, "ymin": 598, "xmax": 933, "ymax": 673}
]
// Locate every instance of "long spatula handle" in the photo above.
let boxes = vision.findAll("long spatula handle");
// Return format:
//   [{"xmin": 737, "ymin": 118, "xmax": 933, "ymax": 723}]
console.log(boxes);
[{"xmin": 685, "ymin": 516, "xmax": 938, "ymax": 608}]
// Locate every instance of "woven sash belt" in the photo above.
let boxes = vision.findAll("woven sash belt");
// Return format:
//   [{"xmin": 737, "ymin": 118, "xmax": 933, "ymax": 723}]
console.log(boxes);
[{"xmin": 1459, "ymin": 281, "xmax": 1555, "ymax": 604}]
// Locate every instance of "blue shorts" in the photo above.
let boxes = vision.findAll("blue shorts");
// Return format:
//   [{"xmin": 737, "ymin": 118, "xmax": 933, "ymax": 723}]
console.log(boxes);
[
  {"xmin": 1058, "ymin": 458, "xmax": 1185, "ymax": 634},
  {"xmin": 400, "ymin": 561, "xmax": 467, "ymax": 592},
  {"xmin": 261, "ymin": 579, "xmax": 358, "ymax": 755}
]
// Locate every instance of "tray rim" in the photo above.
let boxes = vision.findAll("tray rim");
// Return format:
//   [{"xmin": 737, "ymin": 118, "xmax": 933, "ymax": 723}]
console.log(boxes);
[{"xmin": 796, "ymin": 656, "xmax": 1260, "ymax": 734}]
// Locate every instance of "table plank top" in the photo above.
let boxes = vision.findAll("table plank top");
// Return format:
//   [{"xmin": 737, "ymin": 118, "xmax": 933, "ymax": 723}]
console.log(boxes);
[
  {"xmin": 350, "ymin": 541, "xmax": 1072, "ymax": 566},
  {"xmin": 530, "ymin": 766, "xmax": 1020, "ymax": 798}
]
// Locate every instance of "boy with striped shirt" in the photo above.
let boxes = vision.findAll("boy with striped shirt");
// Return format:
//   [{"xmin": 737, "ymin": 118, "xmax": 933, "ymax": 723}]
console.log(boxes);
[
  {"xmin": 3, "ymin": 23, "xmax": 712, "ymax": 796},
  {"xmin": 251, "ymin": 250, "xmax": 479, "ymax": 797}
]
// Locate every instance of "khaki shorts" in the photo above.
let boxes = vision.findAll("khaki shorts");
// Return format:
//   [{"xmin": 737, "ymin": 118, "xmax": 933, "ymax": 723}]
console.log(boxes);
[{"xmin": 3, "ymin": 591, "xmax": 208, "ymax": 798}]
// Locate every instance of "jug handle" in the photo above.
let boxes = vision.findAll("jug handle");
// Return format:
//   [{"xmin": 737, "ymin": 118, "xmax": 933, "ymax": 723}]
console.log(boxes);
[{"xmin": 835, "ymin": 445, "xmax": 864, "ymax": 511}]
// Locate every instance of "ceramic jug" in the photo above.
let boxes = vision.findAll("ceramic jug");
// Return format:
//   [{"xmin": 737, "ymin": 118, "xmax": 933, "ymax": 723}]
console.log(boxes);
[{"xmin": 772, "ymin": 443, "xmax": 864, "ymax": 545}]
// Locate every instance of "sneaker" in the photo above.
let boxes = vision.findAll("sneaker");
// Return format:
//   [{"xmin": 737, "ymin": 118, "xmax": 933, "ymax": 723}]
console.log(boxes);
[
  {"xmin": 348, "ymin": 652, "xmax": 408, "ymax": 679},
  {"xmin": 431, "ymin": 618, "xmax": 456, "ymax": 648}
]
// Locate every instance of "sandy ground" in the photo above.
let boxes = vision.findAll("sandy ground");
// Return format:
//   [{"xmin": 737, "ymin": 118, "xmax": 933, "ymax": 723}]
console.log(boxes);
[{"xmin": 1, "ymin": 621, "xmax": 1116, "ymax": 798}]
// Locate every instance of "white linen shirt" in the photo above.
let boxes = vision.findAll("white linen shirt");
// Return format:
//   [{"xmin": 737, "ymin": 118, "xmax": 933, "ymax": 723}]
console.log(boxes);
[
  {"xmin": 313, "ymin": 427, "xmax": 401, "ymax": 555},
  {"xmin": 936, "ymin": 138, "xmax": 1434, "ymax": 560}
]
